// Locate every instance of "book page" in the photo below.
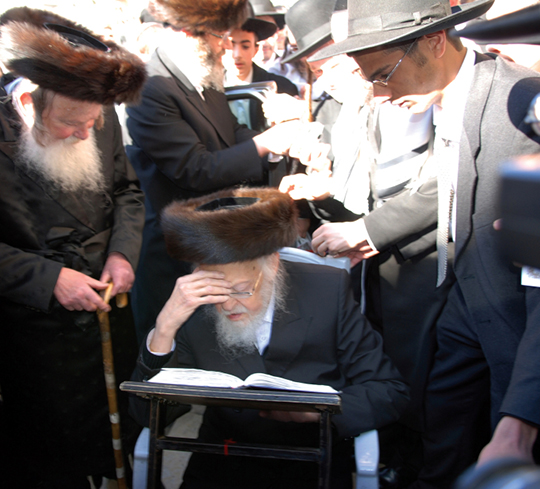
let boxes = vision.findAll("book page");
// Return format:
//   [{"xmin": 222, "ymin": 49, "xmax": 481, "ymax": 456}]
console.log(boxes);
[
  {"xmin": 148, "ymin": 368, "xmax": 244, "ymax": 389},
  {"xmin": 244, "ymin": 373, "xmax": 338, "ymax": 394}
]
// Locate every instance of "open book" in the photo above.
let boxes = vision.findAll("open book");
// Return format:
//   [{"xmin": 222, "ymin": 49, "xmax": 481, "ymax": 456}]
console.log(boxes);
[{"xmin": 148, "ymin": 368, "xmax": 339, "ymax": 394}]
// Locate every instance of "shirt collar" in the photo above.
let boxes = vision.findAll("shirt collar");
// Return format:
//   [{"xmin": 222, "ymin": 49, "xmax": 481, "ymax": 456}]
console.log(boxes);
[{"xmin": 433, "ymin": 48, "xmax": 476, "ymax": 143}]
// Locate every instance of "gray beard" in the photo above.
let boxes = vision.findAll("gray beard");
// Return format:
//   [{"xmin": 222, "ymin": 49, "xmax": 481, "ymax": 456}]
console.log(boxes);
[{"xmin": 17, "ymin": 125, "xmax": 105, "ymax": 193}]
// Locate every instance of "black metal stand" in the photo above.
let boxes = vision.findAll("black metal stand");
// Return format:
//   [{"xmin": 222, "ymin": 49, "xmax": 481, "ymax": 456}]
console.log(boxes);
[{"xmin": 120, "ymin": 381, "xmax": 341, "ymax": 489}]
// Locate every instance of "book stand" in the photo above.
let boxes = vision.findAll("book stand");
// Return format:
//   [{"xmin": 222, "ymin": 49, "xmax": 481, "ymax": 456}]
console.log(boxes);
[{"xmin": 120, "ymin": 381, "xmax": 342, "ymax": 489}]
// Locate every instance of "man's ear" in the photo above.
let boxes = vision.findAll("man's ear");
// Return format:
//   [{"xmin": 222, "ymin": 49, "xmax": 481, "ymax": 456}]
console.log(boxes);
[
  {"xmin": 19, "ymin": 92, "xmax": 36, "ymax": 122},
  {"xmin": 424, "ymin": 30, "xmax": 446, "ymax": 59}
]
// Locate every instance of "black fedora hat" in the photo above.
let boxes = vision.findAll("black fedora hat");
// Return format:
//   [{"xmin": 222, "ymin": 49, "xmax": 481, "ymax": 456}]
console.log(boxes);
[
  {"xmin": 241, "ymin": 2, "xmax": 277, "ymax": 41},
  {"xmin": 282, "ymin": 0, "xmax": 346, "ymax": 64},
  {"xmin": 310, "ymin": 0, "xmax": 495, "ymax": 61},
  {"xmin": 456, "ymin": 4, "xmax": 540, "ymax": 45},
  {"xmin": 251, "ymin": 0, "xmax": 286, "ymax": 29}
]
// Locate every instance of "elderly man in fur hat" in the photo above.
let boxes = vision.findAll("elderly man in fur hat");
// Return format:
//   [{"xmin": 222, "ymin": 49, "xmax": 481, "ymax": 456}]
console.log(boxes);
[
  {"xmin": 130, "ymin": 187, "xmax": 409, "ymax": 489},
  {"xmin": 307, "ymin": 0, "xmax": 540, "ymax": 486},
  {"xmin": 125, "ymin": 0, "xmax": 304, "ymax": 345},
  {"xmin": 0, "ymin": 7, "xmax": 146, "ymax": 489}
]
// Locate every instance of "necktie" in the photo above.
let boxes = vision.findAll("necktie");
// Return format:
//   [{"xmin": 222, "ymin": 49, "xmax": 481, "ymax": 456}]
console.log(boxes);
[{"xmin": 436, "ymin": 137, "xmax": 454, "ymax": 287}]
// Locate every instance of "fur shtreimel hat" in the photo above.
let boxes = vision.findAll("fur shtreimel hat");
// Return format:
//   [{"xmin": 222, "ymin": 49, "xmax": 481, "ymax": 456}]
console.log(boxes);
[
  {"xmin": 150, "ymin": 0, "xmax": 249, "ymax": 32},
  {"xmin": 161, "ymin": 188, "xmax": 298, "ymax": 264},
  {"xmin": 0, "ymin": 7, "xmax": 146, "ymax": 105}
]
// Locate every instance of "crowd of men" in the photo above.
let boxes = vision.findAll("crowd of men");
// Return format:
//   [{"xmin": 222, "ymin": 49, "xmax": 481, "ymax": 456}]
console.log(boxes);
[{"xmin": 0, "ymin": 0, "xmax": 539, "ymax": 488}]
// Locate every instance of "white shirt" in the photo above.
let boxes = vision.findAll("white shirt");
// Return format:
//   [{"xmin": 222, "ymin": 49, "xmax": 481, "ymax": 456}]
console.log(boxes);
[{"xmin": 432, "ymin": 47, "xmax": 476, "ymax": 239}]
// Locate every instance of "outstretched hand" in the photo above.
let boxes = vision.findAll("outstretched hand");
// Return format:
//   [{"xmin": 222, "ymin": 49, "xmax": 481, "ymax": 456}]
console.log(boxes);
[{"xmin": 311, "ymin": 221, "xmax": 379, "ymax": 266}]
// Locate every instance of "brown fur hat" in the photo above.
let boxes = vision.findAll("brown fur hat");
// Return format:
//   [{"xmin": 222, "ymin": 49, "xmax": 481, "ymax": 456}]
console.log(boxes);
[
  {"xmin": 161, "ymin": 187, "xmax": 298, "ymax": 264},
  {"xmin": 0, "ymin": 7, "xmax": 146, "ymax": 105},
  {"xmin": 150, "ymin": 0, "xmax": 249, "ymax": 32}
]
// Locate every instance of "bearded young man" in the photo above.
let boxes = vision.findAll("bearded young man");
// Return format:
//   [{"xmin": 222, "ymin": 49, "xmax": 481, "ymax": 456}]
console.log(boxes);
[
  {"xmin": 0, "ymin": 7, "xmax": 146, "ymax": 489},
  {"xmin": 130, "ymin": 187, "xmax": 409, "ymax": 489},
  {"xmin": 126, "ymin": 0, "xmax": 303, "ymax": 344}
]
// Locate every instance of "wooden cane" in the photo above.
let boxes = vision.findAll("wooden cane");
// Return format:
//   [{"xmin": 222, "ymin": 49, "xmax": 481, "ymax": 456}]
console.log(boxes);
[
  {"xmin": 305, "ymin": 61, "xmax": 314, "ymax": 123},
  {"xmin": 97, "ymin": 283, "xmax": 129, "ymax": 489}
]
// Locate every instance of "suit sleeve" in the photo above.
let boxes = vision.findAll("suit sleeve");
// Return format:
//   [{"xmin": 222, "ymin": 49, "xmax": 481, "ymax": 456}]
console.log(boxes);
[
  {"xmin": 106, "ymin": 107, "xmax": 145, "ymax": 269},
  {"xmin": 126, "ymin": 75, "xmax": 265, "ymax": 195},
  {"xmin": 362, "ymin": 177, "xmax": 438, "ymax": 252}
]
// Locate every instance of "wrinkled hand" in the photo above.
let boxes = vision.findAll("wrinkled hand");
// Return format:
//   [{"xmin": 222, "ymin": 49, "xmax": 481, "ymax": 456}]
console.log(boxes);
[
  {"xmin": 259, "ymin": 410, "xmax": 321, "ymax": 423},
  {"xmin": 279, "ymin": 172, "xmax": 332, "ymax": 201},
  {"xmin": 151, "ymin": 270, "xmax": 232, "ymax": 352},
  {"xmin": 253, "ymin": 120, "xmax": 304, "ymax": 156},
  {"xmin": 262, "ymin": 93, "xmax": 306, "ymax": 124},
  {"xmin": 312, "ymin": 221, "xmax": 379, "ymax": 266},
  {"xmin": 100, "ymin": 252, "xmax": 135, "ymax": 297},
  {"xmin": 477, "ymin": 416, "xmax": 538, "ymax": 468},
  {"xmin": 54, "ymin": 267, "xmax": 111, "ymax": 312}
]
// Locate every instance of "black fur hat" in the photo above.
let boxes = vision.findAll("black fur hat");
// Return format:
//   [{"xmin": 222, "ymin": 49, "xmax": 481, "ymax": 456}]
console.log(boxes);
[
  {"xmin": 0, "ymin": 7, "xmax": 147, "ymax": 105},
  {"xmin": 161, "ymin": 188, "xmax": 298, "ymax": 264}
]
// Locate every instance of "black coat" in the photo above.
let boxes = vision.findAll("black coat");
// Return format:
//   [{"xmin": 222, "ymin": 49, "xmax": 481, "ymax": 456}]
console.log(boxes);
[{"xmin": 0, "ymin": 81, "xmax": 145, "ymax": 481}]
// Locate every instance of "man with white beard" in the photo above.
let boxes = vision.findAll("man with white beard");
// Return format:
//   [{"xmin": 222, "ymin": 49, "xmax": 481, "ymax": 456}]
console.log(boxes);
[
  {"xmin": 131, "ymin": 187, "xmax": 409, "ymax": 489},
  {"xmin": 0, "ymin": 7, "xmax": 146, "ymax": 488},
  {"xmin": 126, "ymin": 0, "xmax": 304, "ymax": 344}
]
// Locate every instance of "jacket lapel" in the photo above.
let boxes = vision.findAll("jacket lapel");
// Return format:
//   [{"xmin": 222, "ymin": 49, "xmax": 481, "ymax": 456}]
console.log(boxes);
[
  {"xmin": 455, "ymin": 53, "xmax": 495, "ymax": 260},
  {"xmin": 261, "ymin": 288, "xmax": 311, "ymax": 378},
  {"xmin": 157, "ymin": 48, "xmax": 236, "ymax": 148}
]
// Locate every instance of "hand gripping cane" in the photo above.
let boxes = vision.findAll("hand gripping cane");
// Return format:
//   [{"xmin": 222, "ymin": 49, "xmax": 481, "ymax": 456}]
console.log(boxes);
[{"xmin": 97, "ymin": 283, "xmax": 129, "ymax": 489}]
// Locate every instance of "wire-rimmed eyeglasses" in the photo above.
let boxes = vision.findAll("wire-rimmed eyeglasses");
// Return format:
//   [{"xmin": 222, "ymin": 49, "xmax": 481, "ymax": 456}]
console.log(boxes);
[
  {"xmin": 371, "ymin": 38, "xmax": 418, "ymax": 87},
  {"xmin": 208, "ymin": 31, "xmax": 229, "ymax": 42},
  {"xmin": 228, "ymin": 269, "xmax": 263, "ymax": 299}
]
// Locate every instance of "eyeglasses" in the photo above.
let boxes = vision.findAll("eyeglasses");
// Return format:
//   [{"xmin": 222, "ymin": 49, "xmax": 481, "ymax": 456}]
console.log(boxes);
[
  {"xmin": 208, "ymin": 31, "xmax": 229, "ymax": 42},
  {"xmin": 229, "ymin": 269, "xmax": 263, "ymax": 299},
  {"xmin": 371, "ymin": 38, "xmax": 418, "ymax": 87}
]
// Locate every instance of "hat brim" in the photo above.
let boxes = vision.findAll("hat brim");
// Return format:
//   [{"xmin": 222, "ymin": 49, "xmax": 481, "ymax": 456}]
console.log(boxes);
[
  {"xmin": 309, "ymin": 0, "xmax": 494, "ymax": 62},
  {"xmin": 281, "ymin": 33, "xmax": 333, "ymax": 64},
  {"xmin": 455, "ymin": 4, "xmax": 540, "ymax": 45},
  {"xmin": 242, "ymin": 17, "xmax": 277, "ymax": 41}
]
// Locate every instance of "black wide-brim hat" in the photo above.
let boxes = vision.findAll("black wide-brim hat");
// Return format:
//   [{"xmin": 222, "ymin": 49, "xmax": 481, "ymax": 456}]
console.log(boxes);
[
  {"xmin": 161, "ymin": 188, "xmax": 298, "ymax": 264},
  {"xmin": 242, "ymin": 2, "xmax": 277, "ymax": 42},
  {"xmin": 310, "ymin": 0, "xmax": 495, "ymax": 62},
  {"xmin": 281, "ymin": 0, "xmax": 339, "ymax": 64},
  {"xmin": 456, "ymin": 4, "xmax": 540, "ymax": 45}
]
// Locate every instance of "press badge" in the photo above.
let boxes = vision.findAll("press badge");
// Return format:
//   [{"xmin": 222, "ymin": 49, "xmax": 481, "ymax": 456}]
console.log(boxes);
[{"xmin": 521, "ymin": 266, "xmax": 540, "ymax": 288}]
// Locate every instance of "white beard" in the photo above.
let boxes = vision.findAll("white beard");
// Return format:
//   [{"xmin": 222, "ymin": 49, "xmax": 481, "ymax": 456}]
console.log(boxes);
[
  {"xmin": 163, "ymin": 31, "xmax": 225, "ymax": 93},
  {"xmin": 17, "ymin": 126, "xmax": 105, "ymax": 193},
  {"xmin": 205, "ymin": 278, "xmax": 275, "ymax": 360}
]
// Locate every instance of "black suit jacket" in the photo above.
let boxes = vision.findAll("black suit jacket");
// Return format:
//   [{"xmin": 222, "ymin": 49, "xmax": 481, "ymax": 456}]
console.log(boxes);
[{"xmin": 126, "ymin": 48, "xmax": 268, "ymax": 337}]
